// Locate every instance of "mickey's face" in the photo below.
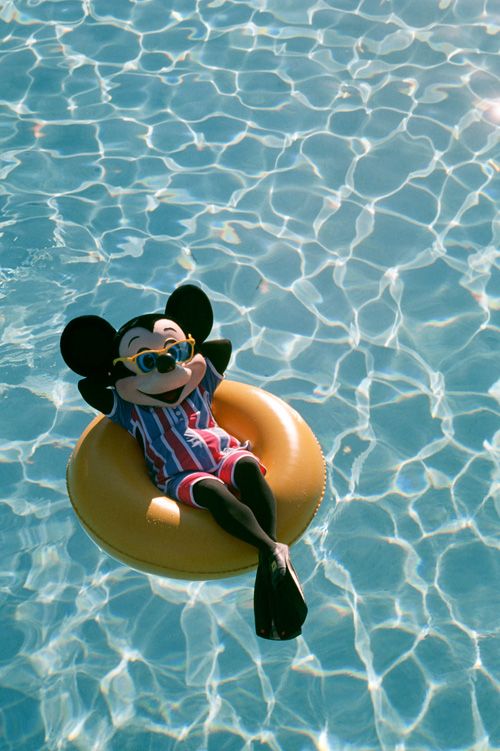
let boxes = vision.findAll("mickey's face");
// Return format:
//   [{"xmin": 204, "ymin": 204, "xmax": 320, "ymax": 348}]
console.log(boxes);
[{"xmin": 114, "ymin": 317, "xmax": 206, "ymax": 408}]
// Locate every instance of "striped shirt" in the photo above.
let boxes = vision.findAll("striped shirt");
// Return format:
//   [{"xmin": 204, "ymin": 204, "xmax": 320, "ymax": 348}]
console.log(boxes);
[{"xmin": 107, "ymin": 360, "xmax": 244, "ymax": 492}]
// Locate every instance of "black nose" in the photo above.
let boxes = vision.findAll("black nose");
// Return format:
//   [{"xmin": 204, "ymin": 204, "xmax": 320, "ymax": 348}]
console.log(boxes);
[{"xmin": 156, "ymin": 354, "xmax": 176, "ymax": 373}]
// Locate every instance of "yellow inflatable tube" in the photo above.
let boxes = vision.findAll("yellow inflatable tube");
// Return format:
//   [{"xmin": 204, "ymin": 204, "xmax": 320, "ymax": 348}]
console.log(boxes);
[{"xmin": 66, "ymin": 380, "xmax": 326, "ymax": 580}]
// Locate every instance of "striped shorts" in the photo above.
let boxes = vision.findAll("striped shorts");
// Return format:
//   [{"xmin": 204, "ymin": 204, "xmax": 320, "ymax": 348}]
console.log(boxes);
[{"xmin": 165, "ymin": 447, "xmax": 266, "ymax": 508}]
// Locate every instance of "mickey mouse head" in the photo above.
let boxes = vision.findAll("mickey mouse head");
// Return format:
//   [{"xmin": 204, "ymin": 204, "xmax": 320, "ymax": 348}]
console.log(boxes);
[{"xmin": 60, "ymin": 284, "xmax": 228, "ymax": 411}]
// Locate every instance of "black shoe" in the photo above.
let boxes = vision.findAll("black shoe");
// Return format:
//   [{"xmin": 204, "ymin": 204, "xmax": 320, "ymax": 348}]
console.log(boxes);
[
  {"xmin": 254, "ymin": 547, "xmax": 308, "ymax": 641},
  {"xmin": 272, "ymin": 556, "xmax": 308, "ymax": 638},
  {"xmin": 254, "ymin": 560, "xmax": 281, "ymax": 640}
]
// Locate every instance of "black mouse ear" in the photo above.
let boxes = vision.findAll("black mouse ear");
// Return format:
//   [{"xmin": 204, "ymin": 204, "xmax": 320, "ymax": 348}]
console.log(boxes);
[
  {"xmin": 60, "ymin": 315, "xmax": 117, "ymax": 379},
  {"xmin": 165, "ymin": 284, "xmax": 213, "ymax": 344}
]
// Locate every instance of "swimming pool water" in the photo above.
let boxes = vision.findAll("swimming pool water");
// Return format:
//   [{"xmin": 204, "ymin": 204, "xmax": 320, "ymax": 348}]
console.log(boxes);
[{"xmin": 1, "ymin": 0, "xmax": 499, "ymax": 749}]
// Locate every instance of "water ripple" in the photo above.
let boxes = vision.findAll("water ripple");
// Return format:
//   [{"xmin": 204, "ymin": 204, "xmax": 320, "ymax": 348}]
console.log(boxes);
[{"xmin": 1, "ymin": 0, "xmax": 499, "ymax": 749}]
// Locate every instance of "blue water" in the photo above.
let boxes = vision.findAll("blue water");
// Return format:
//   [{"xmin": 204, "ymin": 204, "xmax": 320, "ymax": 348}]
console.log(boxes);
[{"xmin": 1, "ymin": 0, "xmax": 499, "ymax": 749}]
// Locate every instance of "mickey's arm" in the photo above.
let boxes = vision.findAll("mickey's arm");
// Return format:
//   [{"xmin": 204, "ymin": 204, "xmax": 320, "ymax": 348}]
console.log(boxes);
[
  {"xmin": 199, "ymin": 339, "xmax": 232, "ymax": 376},
  {"xmin": 78, "ymin": 378, "xmax": 114, "ymax": 414}
]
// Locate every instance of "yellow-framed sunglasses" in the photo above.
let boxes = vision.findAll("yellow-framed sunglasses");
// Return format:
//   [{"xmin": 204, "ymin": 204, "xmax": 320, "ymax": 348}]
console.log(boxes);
[{"xmin": 113, "ymin": 335, "xmax": 196, "ymax": 374}]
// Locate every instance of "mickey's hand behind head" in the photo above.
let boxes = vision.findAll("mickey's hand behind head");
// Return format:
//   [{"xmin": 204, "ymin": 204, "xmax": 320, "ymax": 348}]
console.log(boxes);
[{"xmin": 60, "ymin": 284, "xmax": 232, "ymax": 414}]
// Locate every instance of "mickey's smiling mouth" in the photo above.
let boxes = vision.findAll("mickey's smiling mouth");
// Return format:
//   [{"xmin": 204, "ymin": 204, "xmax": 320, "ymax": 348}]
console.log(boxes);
[{"xmin": 138, "ymin": 386, "xmax": 184, "ymax": 404}]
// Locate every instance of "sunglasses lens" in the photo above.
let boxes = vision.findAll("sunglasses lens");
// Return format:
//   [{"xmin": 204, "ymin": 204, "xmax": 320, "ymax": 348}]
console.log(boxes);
[
  {"xmin": 136, "ymin": 352, "xmax": 158, "ymax": 373},
  {"xmin": 169, "ymin": 341, "xmax": 193, "ymax": 363}
]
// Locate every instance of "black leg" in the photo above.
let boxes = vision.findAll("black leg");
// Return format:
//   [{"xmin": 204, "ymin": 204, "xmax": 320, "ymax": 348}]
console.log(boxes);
[
  {"xmin": 192, "ymin": 478, "xmax": 276, "ymax": 554},
  {"xmin": 233, "ymin": 458, "xmax": 277, "ymax": 541}
]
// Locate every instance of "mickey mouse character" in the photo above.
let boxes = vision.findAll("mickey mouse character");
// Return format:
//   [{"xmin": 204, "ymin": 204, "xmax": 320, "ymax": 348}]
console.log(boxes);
[{"xmin": 60, "ymin": 284, "xmax": 307, "ymax": 640}]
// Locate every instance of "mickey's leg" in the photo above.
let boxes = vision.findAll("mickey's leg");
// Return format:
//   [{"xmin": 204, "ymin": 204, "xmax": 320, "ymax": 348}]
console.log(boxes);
[
  {"xmin": 231, "ymin": 457, "xmax": 308, "ymax": 639},
  {"xmin": 232, "ymin": 457, "xmax": 289, "ymax": 583},
  {"xmin": 233, "ymin": 457, "xmax": 277, "ymax": 541},
  {"xmin": 192, "ymin": 478, "xmax": 279, "ymax": 556}
]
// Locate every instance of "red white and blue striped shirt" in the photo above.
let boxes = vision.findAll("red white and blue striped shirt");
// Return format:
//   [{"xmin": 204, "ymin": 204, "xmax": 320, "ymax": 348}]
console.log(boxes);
[{"xmin": 107, "ymin": 359, "xmax": 244, "ymax": 495}]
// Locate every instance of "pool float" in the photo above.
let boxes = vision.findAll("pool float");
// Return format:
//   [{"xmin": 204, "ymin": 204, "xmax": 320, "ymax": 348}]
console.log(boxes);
[
  {"xmin": 61, "ymin": 283, "xmax": 325, "ymax": 639},
  {"xmin": 66, "ymin": 379, "xmax": 325, "ymax": 579}
]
